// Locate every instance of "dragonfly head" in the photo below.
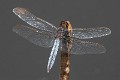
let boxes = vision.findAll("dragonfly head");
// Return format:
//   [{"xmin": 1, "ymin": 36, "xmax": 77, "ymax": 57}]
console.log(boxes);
[{"xmin": 60, "ymin": 21, "xmax": 72, "ymax": 32}]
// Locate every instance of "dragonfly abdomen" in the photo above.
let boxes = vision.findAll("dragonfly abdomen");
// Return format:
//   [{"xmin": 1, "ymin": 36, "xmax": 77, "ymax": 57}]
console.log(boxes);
[
  {"xmin": 59, "ymin": 22, "xmax": 73, "ymax": 80},
  {"xmin": 60, "ymin": 51, "xmax": 70, "ymax": 80}
]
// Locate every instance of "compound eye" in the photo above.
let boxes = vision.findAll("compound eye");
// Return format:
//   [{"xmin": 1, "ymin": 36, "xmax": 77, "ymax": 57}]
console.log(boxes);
[
  {"xmin": 66, "ymin": 22, "xmax": 69, "ymax": 28},
  {"xmin": 60, "ymin": 21, "xmax": 65, "ymax": 26}
]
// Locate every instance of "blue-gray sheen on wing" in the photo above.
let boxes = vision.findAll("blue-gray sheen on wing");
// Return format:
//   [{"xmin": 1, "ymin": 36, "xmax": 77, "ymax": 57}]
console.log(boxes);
[
  {"xmin": 13, "ymin": 25, "xmax": 54, "ymax": 47},
  {"xmin": 71, "ymin": 38, "xmax": 106, "ymax": 55},
  {"xmin": 72, "ymin": 27, "xmax": 111, "ymax": 39},
  {"xmin": 13, "ymin": 7, "xmax": 57, "ymax": 32},
  {"xmin": 47, "ymin": 38, "xmax": 60, "ymax": 73}
]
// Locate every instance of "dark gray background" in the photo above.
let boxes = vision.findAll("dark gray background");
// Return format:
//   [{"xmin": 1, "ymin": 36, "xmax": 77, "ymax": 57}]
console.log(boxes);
[{"xmin": 0, "ymin": 0, "xmax": 120, "ymax": 80}]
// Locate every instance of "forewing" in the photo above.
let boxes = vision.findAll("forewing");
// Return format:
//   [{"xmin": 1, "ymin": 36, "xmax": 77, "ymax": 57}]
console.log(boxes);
[
  {"xmin": 71, "ymin": 38, "xmax": 106, "ymax": 55},
  {"xmin": 72, "ymin": 27, "xmax": 111, "ymax": 39},
  {"xmin": 47, "ymin": 38, "xmax": 60, "ymax": 73},
  {"xmin": 13, "ymin": 7, "xmax": 57, "ymax": 32},
  {"xmin": 13, "ymin": 25, "xmax": 54, "ymax": 47}
]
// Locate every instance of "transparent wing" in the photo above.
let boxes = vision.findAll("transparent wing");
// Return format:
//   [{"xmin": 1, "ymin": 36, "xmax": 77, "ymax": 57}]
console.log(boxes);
[
  {"xmin": 13, "ymin": 25, "xmax": 55, "ymax": 47},
  {"xmin": 13, "ymin": 7, "xmax": 57, "ymax": 32},
  {"xmin": 71, "ymin": 38, "xmax": 106, "ymax": 55},
  {"xmin": 47, "ymin": 38, "xmax": 60, "ymax": 73},
  {"xmin": 72, "ymin": 27, "xmax": 111, "ymax": 39}
]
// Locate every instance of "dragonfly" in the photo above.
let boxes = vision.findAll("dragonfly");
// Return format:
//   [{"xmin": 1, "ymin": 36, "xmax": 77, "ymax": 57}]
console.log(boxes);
[{"xmin": 12, "ymin": 7, "xmax": 111, "ymax": 74}]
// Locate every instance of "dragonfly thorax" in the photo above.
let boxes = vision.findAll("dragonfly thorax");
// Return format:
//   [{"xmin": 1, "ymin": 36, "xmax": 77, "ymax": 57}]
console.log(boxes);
[{"xmin": 55, "ymin": 21, "xmax": 72, "ymax": 39}]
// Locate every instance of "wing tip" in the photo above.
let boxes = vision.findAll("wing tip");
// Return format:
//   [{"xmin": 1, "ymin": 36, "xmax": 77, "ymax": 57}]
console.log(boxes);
[
  {"xmin": 13, "ymin": 7, "xmax": 26, "ymax": 15},
  {"xmin": 13, "ymin": 7, "xmax": 20, "ymax": 13},
  {"xmin": 47, "ymin": 66, "xmax": 50, "ymax": 73},
  {"xmin": 103, "ymin": 27, "xmax": 111, "ymax": 36},
  {"xmin": 107, "ymin": 27, "xmax": 111, "ymax": 35},
  {"xmin": 100, "ymin": 27, "xmax": 111, "ymax": 36}
]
